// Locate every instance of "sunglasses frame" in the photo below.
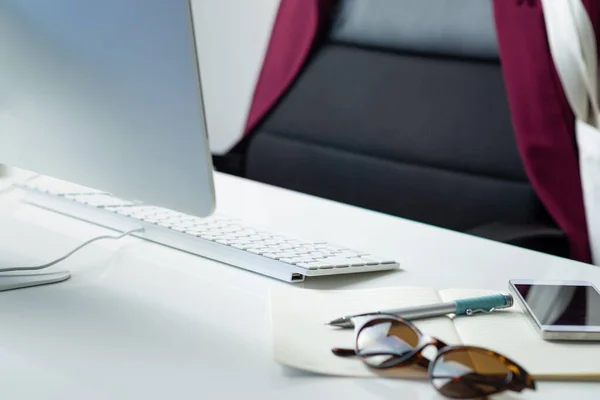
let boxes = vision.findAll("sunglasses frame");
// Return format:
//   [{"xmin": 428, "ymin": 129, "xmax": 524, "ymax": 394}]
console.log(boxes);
[{"xmin": 332, "ymin": 314, "xmax": 536, "ymax": 399}]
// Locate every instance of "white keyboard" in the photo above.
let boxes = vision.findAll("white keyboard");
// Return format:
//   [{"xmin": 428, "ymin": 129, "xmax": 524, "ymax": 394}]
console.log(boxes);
[{"xmin": 15, "ymin": 175, "xmax": 400, "ymax": 283}]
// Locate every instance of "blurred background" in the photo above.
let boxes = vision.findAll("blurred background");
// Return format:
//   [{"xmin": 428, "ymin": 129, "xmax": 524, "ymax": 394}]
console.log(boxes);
[{"xmin": 2, "ymin": 0, "xmax": 594, "ymax": 264}]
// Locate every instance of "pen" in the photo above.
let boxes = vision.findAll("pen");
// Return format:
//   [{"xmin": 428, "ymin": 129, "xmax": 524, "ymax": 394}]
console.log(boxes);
[{"xmin": 326, "ymin": 293, "xmax": 514, "ymax": 328}]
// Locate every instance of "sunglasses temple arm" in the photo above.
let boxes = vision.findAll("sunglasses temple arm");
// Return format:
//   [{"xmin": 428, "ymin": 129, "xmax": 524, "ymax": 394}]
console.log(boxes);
[
  {"xmin": 332, "ymin": 348, "xmax": 403, "ymax": 357},
  {"xmin": 331, "ymin": 348, "xmax": 357, "ymax": 357},
  {"xmin": 332, "ymin": 347, "xmax": 422, "ymax": 360}
]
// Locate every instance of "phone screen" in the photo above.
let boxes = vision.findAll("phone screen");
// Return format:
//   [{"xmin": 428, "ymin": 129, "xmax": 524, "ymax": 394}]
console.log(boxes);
[{"xmin": 512, "ymin": 283, "xmax": 600, "ymax": 327}]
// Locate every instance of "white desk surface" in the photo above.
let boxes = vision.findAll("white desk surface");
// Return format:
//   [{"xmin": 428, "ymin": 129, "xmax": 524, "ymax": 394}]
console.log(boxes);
[{"xmin": 1, "ymin": 172, "xmax": 599, "ymax": 399}]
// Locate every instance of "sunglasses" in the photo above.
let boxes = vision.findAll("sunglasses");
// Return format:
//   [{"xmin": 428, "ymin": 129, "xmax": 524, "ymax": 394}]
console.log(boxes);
[{"xmin": 331, "ymin": 314, "xmax": 536, "ymax": 399}]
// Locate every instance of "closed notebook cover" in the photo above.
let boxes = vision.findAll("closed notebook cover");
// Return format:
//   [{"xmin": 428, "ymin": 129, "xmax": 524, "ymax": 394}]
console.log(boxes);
[{"xmin": 269, "ymin": 285, "xmax": 600, "ymax": 380}]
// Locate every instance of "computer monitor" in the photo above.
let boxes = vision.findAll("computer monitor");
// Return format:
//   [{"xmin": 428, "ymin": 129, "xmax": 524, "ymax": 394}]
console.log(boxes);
[{"xmin": 0, "ymin": 0, "xmax": 216, "ymax": 217}]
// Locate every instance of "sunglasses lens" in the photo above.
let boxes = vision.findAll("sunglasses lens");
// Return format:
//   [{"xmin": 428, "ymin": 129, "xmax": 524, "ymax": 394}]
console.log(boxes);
[
  {"xmin": 430, "ymin": 347, "xmax": 512, "ymax": 399},
  {"xmin": 356, "ymin": 318, "xmax": 419, "ymax": 368}
]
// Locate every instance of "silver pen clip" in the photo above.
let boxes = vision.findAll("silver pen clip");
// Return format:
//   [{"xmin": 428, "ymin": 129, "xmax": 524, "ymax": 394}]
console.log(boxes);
[{"xmin": 465, "ymin": 307, "xmax": 495, "ymax": 316}]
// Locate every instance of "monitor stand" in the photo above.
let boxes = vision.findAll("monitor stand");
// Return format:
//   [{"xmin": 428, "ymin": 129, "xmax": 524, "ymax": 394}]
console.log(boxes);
[{"xmin": 0, "ymin": 270, "xmax": 70, "ymax": 292}]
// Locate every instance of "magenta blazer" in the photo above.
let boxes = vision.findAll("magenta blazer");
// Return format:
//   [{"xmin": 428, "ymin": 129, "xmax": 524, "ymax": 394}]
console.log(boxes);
[{"xmin": 243, "ymin": 0, "xmax": 599, "ymax": 263}]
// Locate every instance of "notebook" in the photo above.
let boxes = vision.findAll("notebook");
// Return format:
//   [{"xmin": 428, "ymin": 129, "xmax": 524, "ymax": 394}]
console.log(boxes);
[{"xmin": 269, "ymin": 285, "xmax": 600, "ymax": 380}]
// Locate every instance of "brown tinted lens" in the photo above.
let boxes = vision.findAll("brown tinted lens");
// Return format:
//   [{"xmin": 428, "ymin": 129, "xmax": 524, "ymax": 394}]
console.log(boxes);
[
  {"xmin": 430, "ymin": 347, "xmax": 511, "ymax": 399},
  {"xmin": 356, "ymin": 318, "xmax": 420, "ymax": 368}
]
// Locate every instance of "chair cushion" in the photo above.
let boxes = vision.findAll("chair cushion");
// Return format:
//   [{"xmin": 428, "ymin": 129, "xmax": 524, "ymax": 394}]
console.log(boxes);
[
  {"xmin": 258, "ymin": 44, "xmax": 527, "ymax": 182},
  {"xmin": 246, "ymin": 130, "xmax": 549, "ymax": 231}
]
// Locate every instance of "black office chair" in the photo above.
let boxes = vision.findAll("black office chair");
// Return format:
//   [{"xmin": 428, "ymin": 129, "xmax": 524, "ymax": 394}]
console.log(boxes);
[{"xmin": 218, "ymin": 0, "xmax": 569, "ymax": 258}]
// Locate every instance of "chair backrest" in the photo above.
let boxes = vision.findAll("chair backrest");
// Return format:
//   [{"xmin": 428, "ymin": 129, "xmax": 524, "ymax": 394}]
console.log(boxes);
[{"xmin": 244, "ymin": 0, "xmax": 554, "ymax": 232}]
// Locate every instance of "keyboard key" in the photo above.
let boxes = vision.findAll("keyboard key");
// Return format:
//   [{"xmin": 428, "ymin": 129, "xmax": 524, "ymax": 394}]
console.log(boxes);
[
  {"xmin": 321, "ymin": 257, "xmax": 351, "ymax": 267},
  {"xmin": 271, "ymin": 244, "xmax": 294, "ymax": 251},
  {"xmin": 347, "ymin": 257, "xmax": 366, "ymax": 267},
  {"xmin": 214, "ymin": 235, "xmax": 237, "ymax": 241},
  {"xmin": 231, "ymin": 243, "xmax": 253, "ymax": 250},
  {"xmin": 336, "ymin": 251, "xmax": 365, "ymax": 259},
  {"xmin": 357, "ymin": 257, "xmax": 379, "ymax": 265},
  {"xmin": 315, "ymin": 245, "xmax": 344, "ymax": 252},
  {"xmin": 230, "ymin": 239, "xmax": 252, "ymax": 245},
  {"xmin": 297, "ymin": 262, "xmax": 319, "ymax": 270},
  {"xmin": 106, "ymin": 206, "xmax": 131, "ymax": 214},
  {"xmin": 262, "ymin": 239, "xmax": 281, "ymax": 246},
  {"xmin": 278, "ymin": 258, "xmax": 297, "ymax": 264},
  {"xmin": 235, "ymin": 230, "xmax": 256, "ymax": 237},
  {"xmin": 220, "ymin": 227, "xmax": 240, "ymax": 234},
  {"xmin": 199, "ymin": 234, "xmax": 217, "ymax": 241},
  {"xmin": 288, "ymin": 256, "xmax": 314, "ymax": 263},
  {"xmin": 271, "ymin": 252, "xmax": 294, "ymax": 259},
  {"xmin": 361, "ymin": 256, "xmax": 395, "ymax": 264},
  {"xmin": 156, "ymin": 221, "xmax": 178, "ymax": 228},
  {"xmin": 232, "ymin": 232, "xmax": 250, "ymax": 238},
  {"xmin": 305, "ymin": 261, "xmax": 330, "ymax": 270},
  {"xmin": 262, "ymin": 253, "xmax": 280, "ymax": 259}
]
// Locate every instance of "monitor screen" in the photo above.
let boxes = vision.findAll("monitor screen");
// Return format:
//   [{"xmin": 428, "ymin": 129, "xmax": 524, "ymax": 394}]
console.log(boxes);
[{"xmin": 0, "ymin": 0, "xmax": 215, "ymax": 217}]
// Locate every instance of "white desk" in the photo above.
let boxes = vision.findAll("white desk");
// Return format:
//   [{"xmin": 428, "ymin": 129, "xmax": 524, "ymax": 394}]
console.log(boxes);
[{"xmin": 1, "ymin": 172, "xmax": 599, "ymax": 399}]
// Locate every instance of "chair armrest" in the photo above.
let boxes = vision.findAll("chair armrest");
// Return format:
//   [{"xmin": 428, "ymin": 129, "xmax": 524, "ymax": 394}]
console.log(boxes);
[{"xmin": 466, "ymin": 222, "xmax": 570, "ymax": 258}]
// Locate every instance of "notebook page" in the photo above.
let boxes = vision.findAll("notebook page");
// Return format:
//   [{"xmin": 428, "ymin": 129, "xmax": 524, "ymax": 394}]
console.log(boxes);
[
  {"xmin": 439, "ymin": 288, "xmax": 600, "ymax": 379},
  {"xmin": 269, "ymin": 285, "xmax": 460, "ymax": 377}
]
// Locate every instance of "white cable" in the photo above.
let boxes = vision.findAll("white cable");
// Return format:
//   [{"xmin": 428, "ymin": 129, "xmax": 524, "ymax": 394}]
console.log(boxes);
[
  {"xmin": 0, "ymin": 227, "xmax": 144, "ymax": 273},
  {"xmin": 0, "ymin": 173, "xmax": 39, "ymax": 195},
  {"xmin": 0, "ymin": 181, "xmax": 17, "ymax": 195},
  {"xmin": 0, "ymin": 186, "xmax": 15, "ymax": 196}
]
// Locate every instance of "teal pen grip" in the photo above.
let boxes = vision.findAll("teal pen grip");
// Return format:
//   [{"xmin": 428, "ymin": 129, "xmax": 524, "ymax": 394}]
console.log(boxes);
[{"xmin": 454, "ymin": 294, "xmax": 511, "ymax": 316}]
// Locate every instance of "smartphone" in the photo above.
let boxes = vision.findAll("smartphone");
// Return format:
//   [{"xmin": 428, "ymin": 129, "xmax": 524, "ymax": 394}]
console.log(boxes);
[{"xmin": 508, "ymin": 279, "xmax": 600, "ymax": 341}]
